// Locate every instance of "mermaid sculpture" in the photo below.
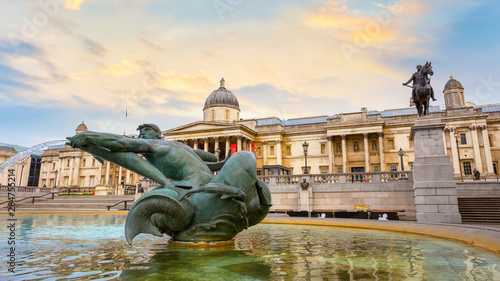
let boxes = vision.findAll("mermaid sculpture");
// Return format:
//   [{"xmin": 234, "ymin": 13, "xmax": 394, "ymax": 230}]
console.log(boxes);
[{"xmin": 67, "ymin": 123, "xmax": 271, "ymax": 244}]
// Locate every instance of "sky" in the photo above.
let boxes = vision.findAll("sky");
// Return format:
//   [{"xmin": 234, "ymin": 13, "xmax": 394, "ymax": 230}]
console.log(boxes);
[{"xmin": 1, "ymin": 0, "xmax": 500, "ymax": 147}]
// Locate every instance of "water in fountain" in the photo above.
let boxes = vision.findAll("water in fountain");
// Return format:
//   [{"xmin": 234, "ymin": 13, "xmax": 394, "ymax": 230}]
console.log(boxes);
[{"xmin": 0, "ymin": 140, "xmax": 67, "ymax": 173}]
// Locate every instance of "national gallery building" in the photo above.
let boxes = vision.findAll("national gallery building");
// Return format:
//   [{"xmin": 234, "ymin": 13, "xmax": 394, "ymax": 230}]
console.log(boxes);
[{"xmin": 35, "ymin": 76, "xmax": 500, "ymax": 188}]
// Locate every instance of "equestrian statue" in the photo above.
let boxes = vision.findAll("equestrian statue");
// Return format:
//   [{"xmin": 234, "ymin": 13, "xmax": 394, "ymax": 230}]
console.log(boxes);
[{"xmin": 403, "ymin": 62, "xmax": 435, "ymax": 117}]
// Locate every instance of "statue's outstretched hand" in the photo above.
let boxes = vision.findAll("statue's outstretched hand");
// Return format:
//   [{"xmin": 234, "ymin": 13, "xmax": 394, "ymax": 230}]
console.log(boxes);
[{"xmin": 66, "ymin": 132, "xmax": 92, "ymax": 149}]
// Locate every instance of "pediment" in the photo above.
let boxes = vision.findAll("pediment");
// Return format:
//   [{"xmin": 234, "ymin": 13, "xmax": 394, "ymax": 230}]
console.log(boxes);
[{"xmin": 165, "ymin": 121, "xmax": 238, "ymax": 134}]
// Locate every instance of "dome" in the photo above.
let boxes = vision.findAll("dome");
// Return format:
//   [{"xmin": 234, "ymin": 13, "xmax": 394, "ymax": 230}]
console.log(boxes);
[
  {"xmin": 76, "ymin": 121, "xmax": 88, "ymax": 133},
  {"xmin": 443, "ymin": 75, "xmax": 464, "ymax": 93},
  {"xmin": 203, "ymin": 78, "xmax": 240, "ymax": 111}
]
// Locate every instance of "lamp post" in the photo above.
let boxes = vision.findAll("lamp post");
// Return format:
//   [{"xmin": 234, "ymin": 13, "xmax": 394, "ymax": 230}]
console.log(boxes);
[
  {"xmin": 54, "ymin": 170, "xmax": 58, "ymax": 188},
  {"xmin": 121, "ymin": 176, "xmax": 125, "ymax": 194},
  {"xmin": 302, "ymin": 141, "xmax": 309, "ymax": 174},
  {"xmin": 454, "ymin": 132, "xmax": 464, "ymax": 182},
  {"xmin": 398, "ymin": 148, "xmax": 405, "ymax": 171}
]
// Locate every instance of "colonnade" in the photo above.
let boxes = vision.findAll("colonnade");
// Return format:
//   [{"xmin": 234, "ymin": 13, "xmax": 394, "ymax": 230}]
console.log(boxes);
[{"xmin": 445, "ymin": 124, "xmax": 494, "ymax": 176}]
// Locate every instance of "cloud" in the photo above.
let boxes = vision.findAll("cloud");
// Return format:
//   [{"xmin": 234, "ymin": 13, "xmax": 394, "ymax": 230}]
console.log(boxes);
[
  {"xmin": 101, "ymin": 60, "xmax": 140, "ymax": 77},
  {"xmin": 65, "ymin": 0, "xmax": 85, "ymax": 10},
  {"xmin": 138, "ymin": 38, "xmax": 165, "ymax": 51},
  {"xmin": 83, "ymin": 37, "xmax": 107, "ymax": 56},
  {"xmin": 0, "ymin": 40, "xmax": 40, "ymax": 56}
]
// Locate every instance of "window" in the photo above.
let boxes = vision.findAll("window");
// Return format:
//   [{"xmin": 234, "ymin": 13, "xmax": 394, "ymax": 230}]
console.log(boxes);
[
  {"xmin": 463, "ymin": 161, "xmax": 472, "ymax": 175},
  {"xmin": 286, "ymin": 146, "xmax": 291, "ymax": 156},
  {"xmin": 270, "ymin": 146, "xmax": 275, "ymax": 156},
  {"xmin": 52, "ymin": 163, "xmax": 56, "ymax": 170},
  {"xmin": 388, "ymin": 139, "xmax": 395, "ymax": 150},
  {"xmin": 256, "ymin": 147, "xmax": 262, "ymax": 157},
  {"xmin": 100, "ymin": 177, "xmax": 105, "ymax": 185},
  {"xmin": 489, "ymin": 136, "xmax": 493, "ymax": 147},
  {"xmin": 321, "ymin": 144, "xmax": 326, "ymax": 154},
  {"xmin": 80, "ymin": 177, "xmax": 85, "ymax": 186},
  {"xmin": 89, "ymin": 176, "xmax": 95, "ymax": 186},
  {"xmin": 320, "ymin": 167, "xmax": 328, "ymax": 174},
  {"xmin": 390, "ymin": 165, "xmax": 397, "ymax": 172},
  {"xmin": 82, "ymin": 159, "xmax": 86, "ymax": 167},
  {"xmin": 353, "ymin": 142, "xmax": 359, "ymax": 152},
  {"xmin": 41, "ymin": 179, "xmax": 46, "ymax": 187},
  {"xmin": 336, "ymin": 143, "xmax": 341, "ymax": 153},
  {"xmin": 92, "ymin": 158, "xmax": 96, "ymax": 166},
  {"xmin": 225, "ymin": 109, "xmax": 229, "ymax": 120},
  {"xmin": 67, "ymin": 159, "xmax": 70, "ymax": 167},
  {"xmin": 494, "ymin": 162, "xmax": 498, "ymax": 175},
  {"xmin": 129, "ymin": 175, "xmax": 133, "ymax": 184},
  {"xmin": 64, "ymin": 177, "xmax": 69, "ymax": 186},
  {"xmin": 371, "ymin": 141, "xmax": 377, "ymax": 151},
  {"xmin": 109, "ymin": 176, "xmax": 113, "ymax": 185},
  {"xmin": 49, "ymin": 179, "xmax": 54, "ymax": 187},
  {"xmin": 373, "ymin": 166, "xmax": 379, "ymax": 172},
  {"xmin": 460, "ymin": 133, "xmax": 467, "ymax": 145},
  {"xmin": 337, "ymin": 167, "xmax": 343, "ymax": 173},
  {"xmin": 410, "ymin": 163, "xmax": 414, "ymax": 170},
  {"xmin": 211, "ymin": 110, "xmax": 215, "ymax": 120}
]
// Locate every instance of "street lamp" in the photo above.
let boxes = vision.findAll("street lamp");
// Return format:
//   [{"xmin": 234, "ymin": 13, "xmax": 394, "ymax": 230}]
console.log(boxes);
[
  {"xmin": 54, "ymin": 170, "xmax": 58, "ymax": 188},
  {"xmin": 302, "ymin": 141, "xmax": 309, "ymax": 174},
  {"xmin": 398, "ymin": 148, "xmax": 405, "ymax": 171},
  {"xmin": 454, "ymin": 132, "xmax": 464, "ymax": 182}
]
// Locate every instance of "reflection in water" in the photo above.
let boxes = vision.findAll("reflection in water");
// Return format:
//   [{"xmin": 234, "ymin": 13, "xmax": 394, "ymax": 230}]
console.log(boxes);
[{"xmin": 0, "ymin": 214, "xmax": 499, "ymax": 280}]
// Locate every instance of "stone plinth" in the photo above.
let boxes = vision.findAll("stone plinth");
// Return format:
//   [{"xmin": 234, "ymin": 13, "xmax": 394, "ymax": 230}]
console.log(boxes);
[{"xmin": 410, "ymin": 117, "xmax": 462, "ymax": 223}]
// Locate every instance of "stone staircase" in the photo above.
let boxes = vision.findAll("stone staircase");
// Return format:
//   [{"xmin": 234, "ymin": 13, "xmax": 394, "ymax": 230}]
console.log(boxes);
[
  {"xmin": 6, "ymin": 195, "xmax": 135, "ymax": 211},
  {"xmin": 458, "ymin": 197, "xmax": 500, "ymax": 224}
]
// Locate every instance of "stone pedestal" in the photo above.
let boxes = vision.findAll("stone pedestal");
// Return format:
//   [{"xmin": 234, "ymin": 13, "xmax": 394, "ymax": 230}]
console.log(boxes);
[{"xmin": 410, "ymin": 118, "xmax": 462, "ymax": 223}]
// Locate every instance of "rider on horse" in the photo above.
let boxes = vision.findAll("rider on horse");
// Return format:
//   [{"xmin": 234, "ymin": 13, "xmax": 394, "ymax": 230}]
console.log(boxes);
[{"xmin": 404, "ymin": 65, "xmax": 437, "ymax": 102}]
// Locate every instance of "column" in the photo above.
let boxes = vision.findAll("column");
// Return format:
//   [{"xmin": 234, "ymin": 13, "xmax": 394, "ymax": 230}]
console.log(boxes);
[
  {"xmin": 118, "ymin": 167, "xmax": 123, "ymax": 186},
  {"xmin": 193, "ymin": 139, "xmax": 199, "ymax": 149},
  {"xmin": 125, "ymin": 169, "xmax": 131, "ymax": 184},
  {"xmin": 204, "ymin": 138, "xmax": 209, "ymax": 152},
  {"xmin": 448, "ymin": 128, "xmax": 460, "ymax": 175},
  {"xmin": 105, "ymin": 161, "xmax": 110, "ymax": 185},
  {"xmin": 327, "ymin": 136, "xmax": 334, "ymax": 173},
  {"xmin": 341, "ymin": 135, "xmax": 347, "ymax": 173},
  {"xmin": 276, "ymin": 140, "xmax": 282, "ymax": 165},
  {"xmin": 57, "ymin": 158, "xmax": 63, "ymax": 186},
  {"xmin": 73, "ymin": 156, "xmax": 81, "ymax": 186},
  {"xmin": 95, "ymin": 161, "xmax": 102, "ymax": 185},
  {"xmin": 481, "ymin": 125, "xmax": 494, "ymax": 175},
  {"xmin": 68, "ymin": 157, "xmax": 74, "ymax": 186},
  {"xmin": 378, "ymin": 132, "xmax": 386, "ymax": 172},
  {"xmin": 242, "ymin": 138, "xmax": 247, "ymax": 152},
  {"xmin": 214, "ymin": 137, "xmax": 219, "ymax": 153},
  {"xmin": 237, "ymin": 135, "xmax": 242, "ymax": 152},
  {"xmin": 45, "ymin": 161, "xmax": 51, "ymax": 183},
  {"xmin": 470, "ymin": 125, "xmax": 483, "ymax": 173},
  {"xmin": 262, "ymin": 141, "xmax": 268, "ymax": 170},
  {"xmin": 225, "ymin": 137, "xmax": 231, "ymax": 154},
  {"xmin": 363, "ymin": 133, "xmax": 370, "ymax": 172}
]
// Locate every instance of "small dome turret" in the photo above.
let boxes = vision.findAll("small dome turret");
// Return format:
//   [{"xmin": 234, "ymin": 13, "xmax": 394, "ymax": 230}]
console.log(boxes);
[
  {"xmin": 203, "ymin": 78, "xmax": 241, "ymax": 122},
  {"xmin": 76, "ymin": 121, "xmax": 88, "ymax": 134}
]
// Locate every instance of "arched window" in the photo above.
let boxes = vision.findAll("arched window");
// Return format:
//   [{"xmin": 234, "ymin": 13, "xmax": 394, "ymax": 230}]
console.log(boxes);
[
  {"xmin": 225, "ymin": 109, "xmax": 230, "ymax": 120},
  {"xmin": 211, "ymin": 110, "xmax": 215, "ymax": 120}
]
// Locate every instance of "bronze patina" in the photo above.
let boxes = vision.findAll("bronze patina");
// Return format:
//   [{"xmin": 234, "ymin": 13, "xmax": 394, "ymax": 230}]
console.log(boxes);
[
  {"xmin": 403, "ymin": 62, "xmax": 435, "ymax": 117},
  {"xmin": 67, "ymin": 124, "xmax": 271, "ymax": 244}
]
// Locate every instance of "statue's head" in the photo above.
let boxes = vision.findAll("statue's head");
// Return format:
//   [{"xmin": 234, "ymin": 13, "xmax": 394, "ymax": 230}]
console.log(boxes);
[
  {"xmin": 137, "ymin": 123, "xmax": 162, "ymax": 139},
  {"xmin": 416, "ymin": 65, "xmax": 422, "ymax": 70}
]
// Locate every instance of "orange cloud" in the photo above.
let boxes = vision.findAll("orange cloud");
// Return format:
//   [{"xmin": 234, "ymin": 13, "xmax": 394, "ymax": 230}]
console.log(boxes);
[
  {"xmin": 65, "ymin": 0, "xmax": 85, "ymax": 10},
  {"xmin": 101, "ymin": 60, "xmax": 140, "ymax": 77}
]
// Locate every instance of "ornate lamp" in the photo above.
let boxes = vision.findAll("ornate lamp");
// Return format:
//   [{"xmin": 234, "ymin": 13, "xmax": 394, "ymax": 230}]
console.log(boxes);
[
  {"xmin": 302, "ymin": 141, "xmax": 309, "ymax": 174},
  {"xmin": 454, "ymin": 132, "xmax": 464, "ymax": 182},
  {"xmin": 398, "ymin": 148, "xmax": 405, "ymax": 171}
]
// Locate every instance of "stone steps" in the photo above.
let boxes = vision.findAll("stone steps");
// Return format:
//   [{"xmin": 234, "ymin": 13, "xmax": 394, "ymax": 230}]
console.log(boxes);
[{"xmin": 458, "ymin": 197, "xmax": 500, "ymax": 224}]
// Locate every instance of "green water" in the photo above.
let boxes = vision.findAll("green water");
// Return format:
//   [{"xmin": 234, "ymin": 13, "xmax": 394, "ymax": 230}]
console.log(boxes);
[{"xmin": 1, "ymin": 214, "xmax": 499, "ymax": 280}]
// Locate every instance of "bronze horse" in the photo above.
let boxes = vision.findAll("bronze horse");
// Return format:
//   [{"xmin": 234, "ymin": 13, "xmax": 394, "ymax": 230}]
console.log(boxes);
[{"xmin": 414, "ymin": 62, "xmax": 434, "ymax": 117}]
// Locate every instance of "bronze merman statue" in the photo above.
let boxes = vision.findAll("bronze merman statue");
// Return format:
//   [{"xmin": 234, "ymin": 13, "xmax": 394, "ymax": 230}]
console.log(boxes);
[{"xmin": 67, "ymin": 123, "xmax": 271, "ymax": 244}]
